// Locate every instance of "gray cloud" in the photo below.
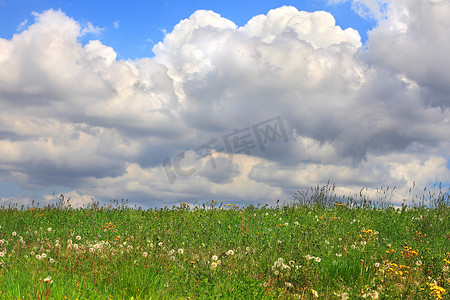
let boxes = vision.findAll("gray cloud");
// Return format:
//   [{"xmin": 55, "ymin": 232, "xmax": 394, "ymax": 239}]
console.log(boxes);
[{"xmin": 0, "ymin": 5, "xmax": 448, "ymax": 208}]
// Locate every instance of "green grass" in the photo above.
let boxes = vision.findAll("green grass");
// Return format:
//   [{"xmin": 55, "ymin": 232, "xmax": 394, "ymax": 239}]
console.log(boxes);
[{"xmin": 0, "ymin": 186, "xmax": 449, "ymax": 299}]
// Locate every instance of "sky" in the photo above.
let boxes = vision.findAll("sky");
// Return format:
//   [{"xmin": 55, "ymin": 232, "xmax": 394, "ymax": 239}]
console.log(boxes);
[{"xmin": 0, "ymin": 0, "xmax": 449, "ymax": 209}]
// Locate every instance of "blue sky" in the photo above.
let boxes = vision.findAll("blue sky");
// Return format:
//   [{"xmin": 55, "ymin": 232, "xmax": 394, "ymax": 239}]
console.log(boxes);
[
  {"xmin": 0, "ymin": 0, "xmax": 375, "ymax": 59},
  {"xmin": 0, "ymin": 0, "xmax": 448, "ymax": 208}
]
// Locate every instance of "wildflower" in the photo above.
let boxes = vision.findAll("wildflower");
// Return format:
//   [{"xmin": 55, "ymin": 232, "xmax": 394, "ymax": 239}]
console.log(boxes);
[
  {"xmin": 49, "ymin": 258, "xmax": 55, "ymax": 264},
  {"xmin": 12, "ymin": 232, "xmax": 17, "ymax": 236},
  {"xmin": 285, "ymin": 282, "xmax": 293, "ymax": 288},
  {"xmin": 210, "ymin": 262, "xmax": 218, "ymax": 270},
  {"xmin": 170, "ymin": 256, "xmax": 175, "ymax": 261},
  {"xmin": 142, "ymin": 252, "xmax": 148, "ymax": 257},
  {"xmin": 294, "ymin": 221, "xmax": 299, "ymax": 225},
  {"xmin": 246, "ymin": 247, "xmax": 251, "ymax": 252},
  {"xmin": 336, "ymin": 253, "xmax": 342, "ymax": 257},
  {"xmin": 89, "ymin": 248, "xmax": 95, "ymax": 253},
  {"xmin": 36, "ymin": 254, "xmax": 42, "ymax": 260},
  {"xmin": 158, "ymin": 242, "xmax": 163, "ymax": 247},
  {"xmin": 67, "ymin": 239, "xmax": 72, "ymax": 244},
  {"xmin": 369, "ymin": 291, "xmax": 379, "ymax": 299},
  {"xmin": 305, "ymin": 255, "xmax": 313, "ymax": 260},
  {"xmin": 43, "ymin": 276, "xmax": 52, "ymax": 283},
  {"xmin": 73, "ymin": 244, "xmax": 79, "ymax": 250},
  {"xmin": 274, "ymin": 270, "xmax": 280, "ymax": 276},
  {"xmin": 30, "ymin": 251, "xmax": 35, "ymax": 256},
  {"xmin": 169, "ymin": 249, "xmax": 175, "ymax": 256},
  {"xmin": 361, "ymin": 241, "xmax": 367, "ymax": 246},
  {"xmin": 47, "ymin": 228, "xmax": 52, "ymax": 232},
  {"xmin": 212, "ymin": 255, "xmax": 218, "ymax": 261},
  {"xmin": 416, "ymin": 260, "xmax": 423, "ymax": 266},
  {"xmin": 0, "ymin": 252, "xmax": 4, "ymax": 257},
  {"xmin": 374, "ymin": 262, "xmax": 380, "ymax": 268},
  {"xmin": 178, "ymin": 248, "xmax": 184, "ymax": 255},
  {"xmin": 285, "ymin": 222, "xmax": 289, "ymax": 226},
  {"xmin": 315, "ymin": 257, "xmax": 322, "ymax": 263},
  {"xmin": 41, "ymin": 253, "xmax": 47, "ymax": 258},
  {"xmin": 227, "ymin": 250, "xmax": 234, "ymax": 256},
  {"xmin": 289, "ymin": 260, "xmax": 295, "ymax": 266},
  {"xmin": 351, "ymin": 245, "xmax": 356, "ymax": 249},
  {"xmin": 311, "ymin": 289, "xmax": 319, "ymax": 298},
  {"xmin": 76, "ymin": 235, "xmax": 81, "ymax": 240}
]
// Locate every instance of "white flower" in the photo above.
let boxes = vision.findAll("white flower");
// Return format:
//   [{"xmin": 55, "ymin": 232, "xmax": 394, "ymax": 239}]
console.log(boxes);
[
  {"xmin": 415, "ymin": 260, "xmax": 422, "ymax": 266},
  {"xmin": 49, "ymin": 258, "xmax": 55, "ymax": 264},
  {"xmin": 76, "ymin": 236, "xmax": 81, "ymax": 241},
  {"xmin": 168, "ymin": 249, "xmax": 175, "ymax": 255},
  {"xmin": 212, "ymin": 255, "xmax": 218, "ymax": 261},
  {"xmin": 12, "ymin": 232, "xmax": 17, "ymax": 236},
  {"xmin": 210, "ymin": 262, "xmax": 218, "ymax": 270},
  {"xmin": 311, "ymin": 289, "xmax": 319, "ymax": 298},
  {"xmin": 73, "ymin": 244, "xmax": 79, "ymax": 250},
  {"xmin": 36, "ymin": 254, "xmax": 42, "ymax": 260},
  {"xmin": 47, "ymin": 228, "xmax": 52, "ymax": 232},
  {"xmin": 361, "ymin": 241, "xmax": 367, "ymax": 246},
  {"xmin": 178, "ymin": 248, "xmax": 184, "ymax": 255},
  {"xmin": 285, "ymin": 282, "xmax": 293, "ymax": 288},
  {"xmin": 336, "ymin": 253, "xmax": 342, "ymax": 257},
  {"xmin": 89, "ymin": 248, "xmax": 95, "ymax": 253},
  {"xmin": 226, "ymin": 250, "xmax": 234, "ymax": 256},
  {"xmin": 0, "ymin": 252, "xmax": 4, "ymax": 257},
  {"xmin": 41, "ymin": 253, "xmax": 47, "ymax": 258},
  {"xmin": 284, "ymin": 222, "xmax": 289, "ymax": 226},
  {"xmin": 158, "ymin": 242, "xmax": 163, "ymax": 247},
  {"xmin": 374, "ymin": 262, "xmax": 380, "ymax": 268},
  {"xmin": 142, "ymin": 252, "xmax": 148, "ymax": 257},
  {"xmin": 315, "ymin": 257, "xmax": 321, "ymax": 263},
  {"xmin": 274, "ymin": 270, "xmax": 280, "ymax": 276},
  {"xmin": 170, "ymin": 256, "xmax": 175, "ymax": 260},
  {"xmin": 369, "ymin": 291, "xmax": 379, "ymax": 299},
  {"xmin": 294, "ymin": 221, "xmax": 299, "ymax": 226},
  {"xmin": 67, "ymin": 239, "xmax": 73, "ymax": 245},
  {"xmin": 305, "ymin": 255, "xmax": 313, "ymax": 260}
]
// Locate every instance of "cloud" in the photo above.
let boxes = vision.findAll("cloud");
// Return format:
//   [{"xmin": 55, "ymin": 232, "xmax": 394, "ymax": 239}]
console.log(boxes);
[
  {"xmin": 0, "ymin": 6, "xmax": 448, "ymax": 208},
  {"xmin": 17, "ymin": 19, "xmax": 29, "ymax": 32},
  {"xmin": 365, "ymin": 0, "xmax": 450, "ymax": 109},
  {"xmin": 113, "ymin": 21, "xmax": 120, "ymax": 29}
]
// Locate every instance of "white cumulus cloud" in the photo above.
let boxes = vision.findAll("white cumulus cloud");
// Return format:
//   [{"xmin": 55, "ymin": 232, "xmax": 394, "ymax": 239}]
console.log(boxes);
[{"xmin": 0, "ymin": 5, "xmax": 448, "ymax": 208}]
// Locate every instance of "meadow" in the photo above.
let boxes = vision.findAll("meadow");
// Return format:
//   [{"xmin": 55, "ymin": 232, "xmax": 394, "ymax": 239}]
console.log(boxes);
[{"xmin": 0, "ymin": 184, "xmax": 449, "ymax": 299}]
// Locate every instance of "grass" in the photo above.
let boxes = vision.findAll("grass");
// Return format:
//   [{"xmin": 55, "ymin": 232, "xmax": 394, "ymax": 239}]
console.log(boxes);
[{"xmin": 0, "ymin": 184, "xmax": 449, "ymax": 299}]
